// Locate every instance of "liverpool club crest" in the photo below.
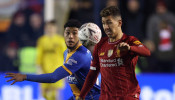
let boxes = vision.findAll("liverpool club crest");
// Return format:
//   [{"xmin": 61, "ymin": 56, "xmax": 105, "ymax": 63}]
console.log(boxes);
[{"xmin": 107, "ymin": 49, "xmax": 113, "ymax": 57}]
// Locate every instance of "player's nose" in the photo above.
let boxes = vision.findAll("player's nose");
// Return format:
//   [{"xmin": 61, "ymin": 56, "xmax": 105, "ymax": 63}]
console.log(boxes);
[{"xmin": 68, "ymin": 33, "xmax": 74, "ymax": 38}]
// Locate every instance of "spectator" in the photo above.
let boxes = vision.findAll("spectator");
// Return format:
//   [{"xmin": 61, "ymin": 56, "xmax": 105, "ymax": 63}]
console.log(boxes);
[
  {"xmin": 123, "ymin": 0, "xmax": 144, "ymax": 40},
  {"xmin": 36, "ymin": 20, "xmax": 66, "ymax": 100},
  {"xmin": 0, "ymin": 42, "xmax": 18, "ymax": 72},
  {"xmin": 106, "ymin": 0, "xmax": 118, "ymax": 7},
  {"xmin": 69, "ymin": 0, "xmax": 94, "ymax": 23},
  {"xmin": 29, "ymin": 13, "xmax": 44, "ymax": 46},
  {"xmin": 6, "ymin": 11, "xmax": 34, "ymax": 47},
  {"xmin": 146, "ymin": 0, "xmax": 175, "ymax": 72}
]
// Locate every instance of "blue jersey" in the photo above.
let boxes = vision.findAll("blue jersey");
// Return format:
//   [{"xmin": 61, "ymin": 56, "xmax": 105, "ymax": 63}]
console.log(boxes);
[
  {"xmin": 26, "ymin": 44, "xmax": 100, "ymax": 100},
  {"xmin": 62, "ymin": 44, "xmax": 100, "ymax": 100}
]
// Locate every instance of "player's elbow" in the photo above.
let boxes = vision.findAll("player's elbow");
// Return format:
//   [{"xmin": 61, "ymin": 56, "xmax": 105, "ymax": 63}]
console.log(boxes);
[
  {"xmin": 144, "ymin": 49, "xmax": 151, "ymax": 56},
  {"xmin": 140, "ymin": 48, "xmax": 151, "ymax": 57},
  {"xmin": 147, "ymin": 50, "xmax": 151, "ymax": 56}
]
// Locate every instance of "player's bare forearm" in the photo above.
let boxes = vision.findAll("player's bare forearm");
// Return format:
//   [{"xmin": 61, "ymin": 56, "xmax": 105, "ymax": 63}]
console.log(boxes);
[{"xmin": 130, "ymin": 46, "xmax": 151, "ymax": 56}]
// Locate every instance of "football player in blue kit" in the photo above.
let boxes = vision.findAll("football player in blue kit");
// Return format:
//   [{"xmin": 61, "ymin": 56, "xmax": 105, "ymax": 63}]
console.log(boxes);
[{"xmin": 5, "ymin": 19, "xmax": 101, "ymax": 100}]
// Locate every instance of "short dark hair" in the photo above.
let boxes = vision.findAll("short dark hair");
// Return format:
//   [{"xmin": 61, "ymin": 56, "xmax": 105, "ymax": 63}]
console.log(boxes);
[
  {"xmin": 64, "ymin": 19, "xmax": 81, "ymax": 29},
  {"xmin": 100, "ymin": 6, "xmax": 121, "ymax": 17}
]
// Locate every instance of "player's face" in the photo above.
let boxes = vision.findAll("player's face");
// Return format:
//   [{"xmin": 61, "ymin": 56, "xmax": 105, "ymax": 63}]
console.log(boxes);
[
  {"xmin": 64, "ymin": 27, "xmax": 79, "ymax": 50},
  {"xmin": 102, "ymin": 15, "xmax": 122, "ymax": 38},
  {"xmin": 45, "ymin": 23, "xmax": 57, "ymax": 34}
]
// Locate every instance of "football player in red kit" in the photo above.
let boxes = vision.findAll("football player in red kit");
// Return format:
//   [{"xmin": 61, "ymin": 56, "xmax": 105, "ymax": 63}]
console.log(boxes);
[{"xmin": 78, "ymin": 6, "xmax": 151, "ymax": 100}]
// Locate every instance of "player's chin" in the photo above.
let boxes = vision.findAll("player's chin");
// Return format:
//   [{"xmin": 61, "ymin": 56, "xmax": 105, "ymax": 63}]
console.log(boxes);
[
  {"xmin": 107, "ymin": 35, "xmax": 113, "ymax": 38},
  {"xmin": 67, "ymin": 42, "xmax": 74, "ymax": 46},
  {"xmin": 67, "ymin": 44, "xmax": 75, "ymax": 49}
]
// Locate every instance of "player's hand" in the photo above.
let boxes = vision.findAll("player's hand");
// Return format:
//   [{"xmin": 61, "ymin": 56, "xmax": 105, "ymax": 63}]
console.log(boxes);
[
  {"xmin": 5, "ymin": 73, "xmax": 27, "ymax": 85},
  {"xmin": 118, "ymin": 42, "xmax": 130, "ymax": 51},
  {"xmin": 76, "ymin": 97, "xmax": 84, "ymax": 100}
]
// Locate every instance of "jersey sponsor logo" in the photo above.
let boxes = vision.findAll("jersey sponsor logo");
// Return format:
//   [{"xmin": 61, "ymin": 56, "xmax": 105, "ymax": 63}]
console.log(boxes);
[
  {"xmin": 100, "ymin": 58, "xmax": 124, "ymax": 67},
  {"xmin": 107, "ymin": 49, "xmax": 113, "ymax": 57},
  {"xmin": 133, "ymin": 40, "xmax": 142, "ymax": 45},
  {"xmin": 100, "ymin": 59, "xmax": 116, "ymax": 63},
  {"xmin": 67, "ymin": 59, "xmax": 77, "ymax": 65},
  {"xmin": 99, "ymin": 52, "xmax": 105, "ymax": 56},
  {"xmin": 117, "ymin": 58, "xmax": 124, "ymax": 66},
  {"xmin": 67, "ymin": 76, "xmax": 78, "ymax": 84}
]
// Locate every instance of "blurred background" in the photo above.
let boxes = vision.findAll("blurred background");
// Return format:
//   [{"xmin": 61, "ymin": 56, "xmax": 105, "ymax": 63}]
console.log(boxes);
[{"xmin": 0, "ymin": 0, "xmax": 175, "ymax": 100}]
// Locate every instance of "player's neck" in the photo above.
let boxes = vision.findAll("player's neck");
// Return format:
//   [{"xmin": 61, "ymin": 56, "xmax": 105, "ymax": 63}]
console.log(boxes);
[
  {"xmin": 109, "ymin": 32, "xmax": 123, "ymax": 42},
  {"xmin": 68, "ymin": 41, "xmax": 80, "ymax": 52}
]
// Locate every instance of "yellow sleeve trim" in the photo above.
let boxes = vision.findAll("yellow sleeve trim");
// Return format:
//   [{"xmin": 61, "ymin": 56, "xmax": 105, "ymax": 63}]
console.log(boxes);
[{"xmin": 62, "ymin": 65, "xmax": 72, "ymax": 75}]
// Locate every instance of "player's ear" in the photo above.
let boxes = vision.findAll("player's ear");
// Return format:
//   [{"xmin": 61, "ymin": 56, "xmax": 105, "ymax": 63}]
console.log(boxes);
[
  {"xmin": 115, "ymin": 16, "xmax": 122, "ymax": 27},
  {"xmin": 118, "ymin": 19, "xmax": 122, "ymax": 27}
]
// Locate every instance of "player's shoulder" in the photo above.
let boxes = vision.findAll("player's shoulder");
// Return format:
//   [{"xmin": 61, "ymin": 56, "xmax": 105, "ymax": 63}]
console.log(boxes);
[
  {"xmin": 77, "ymin": 45, "xmax": 91, "ymax": 55},
  {"xmin": 73, "ymin": 45, "xmax": 91, "ymax": 62},
  {"xmin": 63, "ymin": 49, "xmax": 68, "ymax": 55},
  {"xmin": 123, "ymin": 34, "xmax": 139, "ymax": 41},
  {"xmin": 123, "ymin": 34, "xmax": 142, "ymax": 45},
  {"xmin": 37, "ymin": 35, "xmax": 46, "ymax": 42}
]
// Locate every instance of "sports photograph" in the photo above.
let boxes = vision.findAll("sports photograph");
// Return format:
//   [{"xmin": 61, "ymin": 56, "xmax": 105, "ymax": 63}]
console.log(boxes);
[{"xmin": 0, "ymin": 0, "xmax": 175, "ymax": 100}]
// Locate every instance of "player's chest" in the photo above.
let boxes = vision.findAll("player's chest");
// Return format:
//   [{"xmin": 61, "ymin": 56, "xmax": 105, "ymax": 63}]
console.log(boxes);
[
  {"xmin": 98, "ymin": 43, "xmax": 128, "ymax": 59},
  {"xmin": 98, "ymin": 43, "xmax": 131, "ymax": 68}
]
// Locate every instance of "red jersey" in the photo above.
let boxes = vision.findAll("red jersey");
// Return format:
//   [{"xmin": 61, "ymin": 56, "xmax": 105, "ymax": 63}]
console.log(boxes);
[{"xmin": 79, "ymin": 33, "xmax": 151, "ymax": 100}]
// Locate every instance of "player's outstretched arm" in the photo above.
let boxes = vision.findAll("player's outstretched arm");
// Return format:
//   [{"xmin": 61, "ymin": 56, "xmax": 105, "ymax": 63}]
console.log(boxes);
[{"xmin": 5, "ymin": 66, "xmax": 70, "ymax": 85}]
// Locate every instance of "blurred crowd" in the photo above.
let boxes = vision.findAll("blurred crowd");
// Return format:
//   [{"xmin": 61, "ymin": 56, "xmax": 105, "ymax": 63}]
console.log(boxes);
[
  {"xmin": 0, "ymin": 0, "xmax": 44, "ymax": 73},
  {"xmin": 0, "ymin": 0, "xmax": 175, "ymax": 74}
]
